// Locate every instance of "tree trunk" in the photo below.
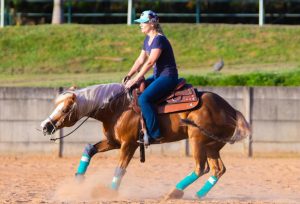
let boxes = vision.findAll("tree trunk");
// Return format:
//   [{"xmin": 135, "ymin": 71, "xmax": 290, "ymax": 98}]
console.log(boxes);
[{"xmin": 52, "ymin": 0, "xmax": 64, "ymax": 24}]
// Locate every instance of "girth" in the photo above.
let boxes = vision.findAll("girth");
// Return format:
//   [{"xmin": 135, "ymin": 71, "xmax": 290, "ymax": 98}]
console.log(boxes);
[{"xmin": 130, "ymin": 78, "xmax": 200, "ymax": 114}]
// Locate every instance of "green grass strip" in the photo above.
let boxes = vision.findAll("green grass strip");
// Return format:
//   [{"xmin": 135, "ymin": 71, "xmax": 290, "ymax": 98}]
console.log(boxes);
[{"xmin": 185, "ymin": 69, "xmax": 300, "ymax": 86}]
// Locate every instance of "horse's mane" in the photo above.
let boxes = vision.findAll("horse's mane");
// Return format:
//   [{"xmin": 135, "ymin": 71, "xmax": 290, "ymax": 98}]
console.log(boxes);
[
  {"xmin": 65, "ymin": 83, "xmax": 128, "ymax": 117},
  {"xmin": 92, "ymin": 83, "xmax": 128, "ymax": 110}
]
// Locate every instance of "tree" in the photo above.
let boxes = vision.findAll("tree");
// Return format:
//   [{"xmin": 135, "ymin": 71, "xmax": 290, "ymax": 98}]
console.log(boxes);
[{"xmin": 52, "ymin": 0, "xmax": 64, "ymax": 24}]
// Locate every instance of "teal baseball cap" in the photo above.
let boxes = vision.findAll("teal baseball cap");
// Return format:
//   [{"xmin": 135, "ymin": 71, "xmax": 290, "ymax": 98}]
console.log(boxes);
[{"xmin": 134, "ymin": 10, "xmax": 159, "ymax": 23}]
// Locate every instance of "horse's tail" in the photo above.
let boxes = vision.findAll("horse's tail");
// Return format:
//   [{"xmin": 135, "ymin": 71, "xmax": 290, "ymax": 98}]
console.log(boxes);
[
  {"xmin": 181, "ymin": 119, "xmax": 229, "ymax": 143},
  {"xmin": 230, "ymin": 110, "xmax": 251, "ymax": 143},
  {"xmin": 181, "ymin": 110, "xmax": 251, "ymax": 144}
]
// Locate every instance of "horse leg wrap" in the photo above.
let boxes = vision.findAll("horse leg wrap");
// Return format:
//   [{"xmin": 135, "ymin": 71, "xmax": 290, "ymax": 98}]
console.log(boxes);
[
  {"xmin": 175, "ymin": 171, "xmax": 199, "ymax": 190},
  {"xmin": 196, "ymin": 175, "xmax": 218, "ymax": 198},
  {"xmin": 111, "ymin": 167, "xmax": 126, "ymax": 190},
  {"xmin": 76, "ymin": 144, "xmax": 97, "ymax": 175}
]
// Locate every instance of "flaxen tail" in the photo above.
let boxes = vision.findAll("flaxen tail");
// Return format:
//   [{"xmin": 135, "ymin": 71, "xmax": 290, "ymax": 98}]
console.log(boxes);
[
  {"xmin": 230, "ymin": 110, "xmax": 251, "ymax": 143},
  {"xmin": 181, "ymin": 110, "xmax": 251, "ymax": 144}
]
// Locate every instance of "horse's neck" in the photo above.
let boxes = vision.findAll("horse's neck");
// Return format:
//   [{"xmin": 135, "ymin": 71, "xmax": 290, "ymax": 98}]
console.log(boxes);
[{"xmin": 75, "ymin": 83, "xmax": 126, "ymax": 119}]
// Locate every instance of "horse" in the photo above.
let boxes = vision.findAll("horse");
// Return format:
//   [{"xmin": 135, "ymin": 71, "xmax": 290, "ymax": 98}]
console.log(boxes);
[{"xmin": 40, "ymin": 82, "xmax": 251, "ymax": 200}]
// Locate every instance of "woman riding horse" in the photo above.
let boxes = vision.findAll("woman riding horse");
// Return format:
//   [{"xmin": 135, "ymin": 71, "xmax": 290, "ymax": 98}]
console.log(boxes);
[
  {"xmin": 123, "ymin": 10, "xmax": 179, "ymax": 143},
  {"xmin": 40, "ymin": 82, "xmax": 251, "ymax": 200}
]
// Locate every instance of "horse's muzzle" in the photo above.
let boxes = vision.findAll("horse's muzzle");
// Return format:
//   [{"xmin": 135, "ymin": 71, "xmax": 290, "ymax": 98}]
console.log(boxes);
[{"xmin": 41, "ymin": 122, "xmax": 56, "ymax": 135}]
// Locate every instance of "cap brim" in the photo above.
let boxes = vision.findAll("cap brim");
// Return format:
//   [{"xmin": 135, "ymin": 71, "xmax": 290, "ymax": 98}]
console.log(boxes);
[{"xmin": 134, "ymin": 18, "xmax": 149, "ymax": 23}]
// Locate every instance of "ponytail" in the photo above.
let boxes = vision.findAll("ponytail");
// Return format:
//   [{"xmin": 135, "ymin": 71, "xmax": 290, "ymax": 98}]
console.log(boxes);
[{"xmin": 154, "ymin": 23, "xmax": 164, "ymax": 35}]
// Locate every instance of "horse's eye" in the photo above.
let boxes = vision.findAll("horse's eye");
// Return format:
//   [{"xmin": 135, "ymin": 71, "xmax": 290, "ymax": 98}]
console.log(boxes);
[{"xmin": 62, "ymin": 108, "xmax": 68, "ymax": 113}]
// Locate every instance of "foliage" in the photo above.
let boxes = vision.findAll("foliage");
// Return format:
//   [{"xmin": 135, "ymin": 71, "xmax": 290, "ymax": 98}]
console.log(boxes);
[{"xmin": 185, "ymin": 68, "xmax": 300, "ymax": 86}]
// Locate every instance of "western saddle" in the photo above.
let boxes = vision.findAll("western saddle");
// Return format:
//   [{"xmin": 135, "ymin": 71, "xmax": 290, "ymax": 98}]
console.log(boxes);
[{"xmin": 130, "ymin": 78, "xmax": 200, "ymax": 114}]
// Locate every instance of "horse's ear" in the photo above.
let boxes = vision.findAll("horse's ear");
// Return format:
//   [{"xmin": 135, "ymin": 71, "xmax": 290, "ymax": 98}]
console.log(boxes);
[
  {"xmin": 70, "ymin": 93, "xmax": 76, "ymax": 102},
  {"xmin": 68, "ymin": 85, "xmax": 77, "ymax": 91},
  {"xmin": 55, "ymin": 92, "xmax": 76, "ymax": 105}
]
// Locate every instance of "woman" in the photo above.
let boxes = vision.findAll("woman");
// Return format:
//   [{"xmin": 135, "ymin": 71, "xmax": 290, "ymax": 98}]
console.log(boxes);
[{"xmin": 124, "ymin": 10, "xmax": 178, "ymax": 142}]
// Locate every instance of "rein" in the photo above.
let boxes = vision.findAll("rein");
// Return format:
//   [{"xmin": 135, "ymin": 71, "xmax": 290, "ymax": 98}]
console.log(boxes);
[
  {"xmin": 47, "ymin": 102, "xmax": 88, "ymax": 141},
  {"xmin": 50, "ymin": 116, "xmax": 90, "ymax": 141}
]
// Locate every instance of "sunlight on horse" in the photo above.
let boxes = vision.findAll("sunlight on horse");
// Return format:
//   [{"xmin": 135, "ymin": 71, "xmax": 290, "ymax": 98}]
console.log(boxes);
[{"xmin": 40, "ymin": 82, "xmax": 251, "ymax": 200}]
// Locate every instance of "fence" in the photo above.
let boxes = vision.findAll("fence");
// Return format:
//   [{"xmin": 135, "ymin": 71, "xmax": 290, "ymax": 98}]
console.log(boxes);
[
  {"xmin": 0, "ymin": 86, "xmax": 300, "ymax": 157},
  {"xmin": 0, "ymin": 0, "xmax": 4, "ymax": 27},
  {"xmin": 2, "ymin": 0, "xmax": 300, "ymax": 27}
]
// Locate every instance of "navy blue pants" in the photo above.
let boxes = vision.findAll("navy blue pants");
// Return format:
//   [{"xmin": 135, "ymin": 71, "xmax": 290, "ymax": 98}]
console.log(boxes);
[{"xmin": 138, "ymin": 75, "xmax": 178, "ymax": 139}]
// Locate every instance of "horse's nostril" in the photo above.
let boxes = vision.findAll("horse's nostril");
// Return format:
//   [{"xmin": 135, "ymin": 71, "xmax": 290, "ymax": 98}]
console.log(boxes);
[
  {"xmin": 42, "ymin": 126, "xmax": 47, "ymax": 135},
  {"xmin": 41, "ymin": 122, "xmax": 54, "ymax": 135}
]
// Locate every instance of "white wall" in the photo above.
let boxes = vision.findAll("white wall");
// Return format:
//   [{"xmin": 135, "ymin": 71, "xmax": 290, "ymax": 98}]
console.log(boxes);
[{"xmin": 0, "ymin": 86, "xmax": 299, "ymax": 156}]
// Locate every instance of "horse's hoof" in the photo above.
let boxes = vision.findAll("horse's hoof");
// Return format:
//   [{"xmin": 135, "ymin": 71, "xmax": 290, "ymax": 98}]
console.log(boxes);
[
  {"xmin": 164, "ymin": 188, "xmax": 184, "ymax": 200},
  {"xmin": 74, "ymin": 173, "xmax": 85, "ymax": 183},
  {"xmin": 195, "ymin": 193, "xmax": 208, "ymax": 200}
]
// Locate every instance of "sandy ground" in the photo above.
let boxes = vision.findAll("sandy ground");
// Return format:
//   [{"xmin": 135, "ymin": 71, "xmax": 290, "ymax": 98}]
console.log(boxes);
[{"xmin": 0, "ymin": 153, "xmax": 299, "ymax": 204}]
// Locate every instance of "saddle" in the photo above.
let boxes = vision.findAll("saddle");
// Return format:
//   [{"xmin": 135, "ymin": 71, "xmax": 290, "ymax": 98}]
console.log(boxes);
[{"xmin": 130, "ymin": 78, "xmax": 200, "ymax": 114}]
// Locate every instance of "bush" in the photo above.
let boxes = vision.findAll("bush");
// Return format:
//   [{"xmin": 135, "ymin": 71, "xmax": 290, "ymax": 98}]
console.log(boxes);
[{"xmin": 186, "ymin": 70, "xmax": 300, "ymax": 86}]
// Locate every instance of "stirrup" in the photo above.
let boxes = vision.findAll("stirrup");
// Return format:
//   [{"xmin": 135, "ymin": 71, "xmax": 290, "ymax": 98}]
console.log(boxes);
[{"xmin": 137, "ymin": 131, "xmax": 150, "ymax": 147}]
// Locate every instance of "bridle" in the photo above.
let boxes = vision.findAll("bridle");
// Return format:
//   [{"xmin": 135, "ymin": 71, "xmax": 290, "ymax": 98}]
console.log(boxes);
[
  {"xmin": 45, "ymin": 102, "xmax": 77, "ymax": 137},
  {"xmin": 46, "ymin": 87, "xmax": 129, "ymax": 141}
]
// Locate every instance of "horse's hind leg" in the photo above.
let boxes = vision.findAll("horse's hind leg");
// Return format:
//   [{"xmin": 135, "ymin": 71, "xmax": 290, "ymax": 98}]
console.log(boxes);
[
  {"xmin": 165, "ymin": 137, "xmax": 209, "ymax": 200},
  {"xmin": 75, "ymin": 140, "xmax": 119, "ymax": 178},
  {"xmin": 196, "ymin": 142, "xmax": 226, "ymax": 198}
]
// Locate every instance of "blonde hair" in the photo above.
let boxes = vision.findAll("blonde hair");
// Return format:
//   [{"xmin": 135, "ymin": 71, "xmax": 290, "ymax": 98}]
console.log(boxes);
[{"xmin": 154, "ymin": 23, "xmax": 164, "ymax": 35}]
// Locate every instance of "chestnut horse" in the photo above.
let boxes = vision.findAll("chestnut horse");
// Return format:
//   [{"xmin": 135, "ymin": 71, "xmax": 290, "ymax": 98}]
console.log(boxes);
[{"xmin": 40, "ymin": 83, "xmax": 250, "ymax": 200}]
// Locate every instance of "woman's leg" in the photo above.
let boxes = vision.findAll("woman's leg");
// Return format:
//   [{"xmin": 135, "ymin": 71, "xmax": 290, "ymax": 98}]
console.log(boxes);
[{"xmin": 138, "ymin": 76, "xmax": 178, "ymax": 139}]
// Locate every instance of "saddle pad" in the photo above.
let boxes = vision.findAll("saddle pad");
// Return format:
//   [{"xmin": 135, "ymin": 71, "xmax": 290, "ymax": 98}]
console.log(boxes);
[
  {"xmin": 157, "ymin": 87, "xmax": 200, "ymax": 114},
  {"xmin": 157, "ymin": 100, "xmax": 200, "ymax": 114},
  {"xmin": 130, "ymin": 84, "xmax": 200, "ymax": 114}
]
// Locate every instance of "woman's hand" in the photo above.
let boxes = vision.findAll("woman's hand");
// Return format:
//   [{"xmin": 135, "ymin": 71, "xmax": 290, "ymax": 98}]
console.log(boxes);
[
  {"xmin": 125, "ymin": 77, "xmax": 139, "ymax": 90},
  {"xmin": 122, "ymin": 75, "xmax": 131, "ymax": 85}
]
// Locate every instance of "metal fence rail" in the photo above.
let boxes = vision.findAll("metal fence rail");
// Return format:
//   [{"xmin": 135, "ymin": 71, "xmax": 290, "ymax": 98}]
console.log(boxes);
[{"xmin": 1, "ymin": 0, "xmax": 300, "ymax": 27}]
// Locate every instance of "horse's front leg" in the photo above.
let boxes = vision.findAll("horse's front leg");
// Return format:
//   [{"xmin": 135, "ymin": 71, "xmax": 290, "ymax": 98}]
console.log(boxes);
[
  {"xmin": 111, "ymin": 141, "xmax": 138, "ymax": 190},
  {"xmin": 75, "ymin": 140, "xmax": 119, "ymax": 177}
]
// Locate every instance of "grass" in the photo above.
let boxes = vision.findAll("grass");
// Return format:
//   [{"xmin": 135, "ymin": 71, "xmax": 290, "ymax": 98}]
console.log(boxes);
[
  {"xmin": 186, "ymin": 68, "xmax": 300, "ymax": 86},
  {"xmin": 1, "ymin": 24, "xmax": 300, "ymax": 87},
  {"xmin": 1, "ymin": 64, "xmax": 299, "ymax": 87}
]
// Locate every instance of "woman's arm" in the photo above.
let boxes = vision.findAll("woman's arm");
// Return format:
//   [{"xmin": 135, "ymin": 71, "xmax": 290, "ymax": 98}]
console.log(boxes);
[
  {"xmin": 127, "ymin": 50, "xmax": 148, "ymax": 78},
  {"xmin": 125, "ymin": 48, "xmax": 162, "ymax": 89},
  {"xmin": 135, "ymin": 48, "xmax": 161, "ymax": 79}
]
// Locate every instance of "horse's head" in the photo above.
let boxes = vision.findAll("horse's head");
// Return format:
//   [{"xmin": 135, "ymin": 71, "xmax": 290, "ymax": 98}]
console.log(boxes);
[{"xmin": 40, "ymin": 91, "xmax": 78, "ymax": 136}]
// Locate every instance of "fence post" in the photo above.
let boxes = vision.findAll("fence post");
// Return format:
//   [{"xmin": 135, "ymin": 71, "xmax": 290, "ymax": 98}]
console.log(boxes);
[
  {"xmin": 0, "ymin": 0, "xmax": 4, "ymax": 28},
  {"xmin": 58, "ymin": 87, "xmax": 64, "ymax": 158},
  {"xmin": 259, "ymin": 0, "xmax": 265, "ymax": 26},
  {"xmin": 127, "ymin": 0, "xmax": 133, "ymax": 25},
  {"xmin": 243, "ymin": 86, "xmax": 253, "ymax": 157},
  {"xmin": 52, "ymin": 0, "xmax": 64, "ymax": 24}
]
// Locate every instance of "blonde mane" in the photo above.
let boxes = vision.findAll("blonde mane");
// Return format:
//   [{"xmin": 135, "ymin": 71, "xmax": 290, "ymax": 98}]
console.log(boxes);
[
  {"xmin": 55, "ymin": 92, "xmax": 74, "ymax": 105},
  {"xmin": 66, "ymin": 83, "xmax": 126, "ymax": 117}
]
